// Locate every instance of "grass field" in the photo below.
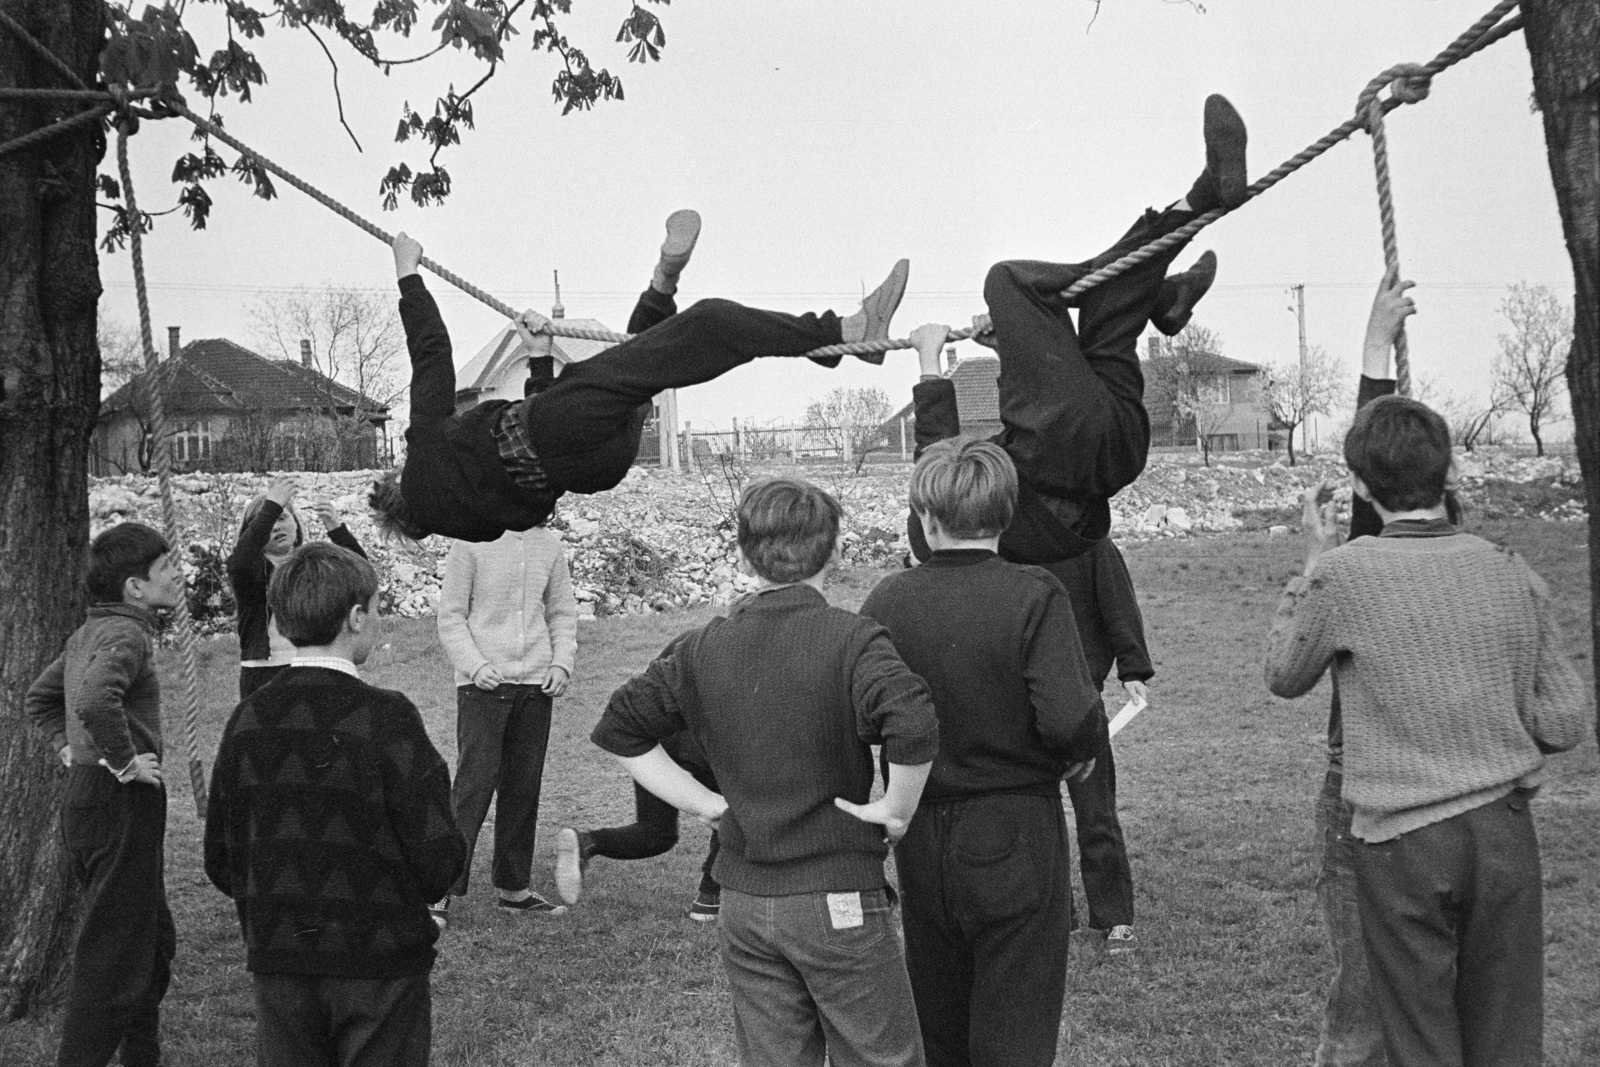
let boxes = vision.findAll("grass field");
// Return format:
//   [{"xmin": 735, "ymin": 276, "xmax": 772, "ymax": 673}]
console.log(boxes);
[{"xmin": 2, "ymin": 518, "xmax": 1595, "ymax": 1066}]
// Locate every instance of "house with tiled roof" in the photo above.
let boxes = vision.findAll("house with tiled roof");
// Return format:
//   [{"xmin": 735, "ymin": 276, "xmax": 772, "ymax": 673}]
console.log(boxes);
[
  {"xmin": 883, "ymin": 349, "xmax": 1004, "ymax": 444},
  {"xmin": 92, "ymin": 328, "xmax": 392, "ymax": 475}
]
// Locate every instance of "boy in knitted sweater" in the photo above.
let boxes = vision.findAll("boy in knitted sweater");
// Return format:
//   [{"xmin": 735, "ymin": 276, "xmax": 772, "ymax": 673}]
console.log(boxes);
[
  {"xmin": 592, "ymin": 477, "xmax": 940, "ymax": 1067},
  {"xmin": 434, "ymin": 525, "xmax": 578, "ymax": 923},
  {"xmin": 370, "ymin": 213, "xmax": 910, "ymax": 542},
  {"xmin": 25, "ymin": 522, "xmax": 182, "ymax": 1067},
  {"xmin": 1264, "ymin": 394, "xmax": 1587, "ymax": 1067},
  {"xmin": 205, "ymin": 543, "xmax": 466, "ymax": 1067}
]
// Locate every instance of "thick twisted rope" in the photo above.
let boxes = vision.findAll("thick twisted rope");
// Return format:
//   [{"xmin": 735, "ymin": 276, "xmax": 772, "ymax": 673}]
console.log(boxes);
[
  {"xmin": 115, "ymin": 126, "xmax": 209, "ymax": 816},
  {"xmin": 1361, "ymin": 66, "xmax": 1432, "ymax": 398},
  {"xmin": 0, "ymin": 103, "xmax": 111, "ymax": 158},
  {"xmin": 0, "ymin": 8, "xmax": 89, "ymax": 89}
]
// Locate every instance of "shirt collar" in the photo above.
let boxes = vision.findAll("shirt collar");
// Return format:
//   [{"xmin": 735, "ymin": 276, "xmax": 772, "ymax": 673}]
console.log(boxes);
[
  {"xmin": 289, "ymin": 655, "xmax": 362, "ymax": 679},
  {"xmin": 1379, "ymin": 517, "xmax": 1458, "ymax": 538},
  {"xmin": 925, "ymin": 548, "xmax": 998, "ymax": 566},
  {"xmin": 88, "ymin": 602, "xmax": 156, "ymax": 629}
]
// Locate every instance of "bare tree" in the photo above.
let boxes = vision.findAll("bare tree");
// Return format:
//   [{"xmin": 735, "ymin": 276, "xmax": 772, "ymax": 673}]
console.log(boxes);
[
  {"xmin": 1145, "ymin": 324, "xmax": 1239, "ymax": 464},
  {"xmin": 1492, "ymin": 283, "xmax": 1571, "ymax": 457},
  {"xmin": 1263, "ymin": 345, "xmax": 1342, "ymax": 467},
  {"xmin": 804, "ymin": 387, "xmax": 895, "ymax": 473},
  {"xmin": 97, "ymin": 317, "xmax": 145, "ymax": 400},
  {"xmin": 1414, "ymin": 375, "xmax": 1507, "ymax": 453}
]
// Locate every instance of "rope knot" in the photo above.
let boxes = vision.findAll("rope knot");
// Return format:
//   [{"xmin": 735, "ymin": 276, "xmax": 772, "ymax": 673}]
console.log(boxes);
[
  {"xmin": 107, "ymin": 84, "xmax": 139, "ymax": 136},
  {"xmin": 1357, "ymin": 63, "xmax": 1433, "ymax": 131}
]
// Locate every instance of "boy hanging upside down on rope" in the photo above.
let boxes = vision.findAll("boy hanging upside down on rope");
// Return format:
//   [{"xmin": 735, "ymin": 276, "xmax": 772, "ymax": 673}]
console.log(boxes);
[
  {"xmin": 370, "ymin": 212, "xmax": 910, "ymax": 541},
  {"xmin": 905, "ymin": 94, "xmax": 1251, "ymax": 566}
]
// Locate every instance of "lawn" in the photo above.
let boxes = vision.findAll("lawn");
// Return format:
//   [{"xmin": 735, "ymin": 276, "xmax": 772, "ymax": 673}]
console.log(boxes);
[{"xmin": 2, "ymin": 518, "xmax": 1595, "ymax": 1066}]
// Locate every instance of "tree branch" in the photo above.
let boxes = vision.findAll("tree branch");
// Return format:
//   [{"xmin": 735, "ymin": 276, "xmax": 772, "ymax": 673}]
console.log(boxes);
[{"xmin": 305, "ymin": 25, "xmax": 363, "ymax": 152}]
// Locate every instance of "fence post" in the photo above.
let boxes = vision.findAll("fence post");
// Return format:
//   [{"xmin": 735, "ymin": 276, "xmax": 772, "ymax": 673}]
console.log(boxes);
[
  {"xmin": 899, "ymin": 416, "xmax": 908, "ymax": 460},
  {"xmin": 841, "ymin": 421, "xmax": 852, "ymax": 467},
  {"xmin": 789, "ymin": 426, "xmax": 799, "ymax": 464}
]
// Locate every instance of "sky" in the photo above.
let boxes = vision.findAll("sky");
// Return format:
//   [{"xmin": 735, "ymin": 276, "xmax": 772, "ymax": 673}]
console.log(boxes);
[{"xmin": 97, "ymin": 0, "xmax": 1574, "ymax": 439}]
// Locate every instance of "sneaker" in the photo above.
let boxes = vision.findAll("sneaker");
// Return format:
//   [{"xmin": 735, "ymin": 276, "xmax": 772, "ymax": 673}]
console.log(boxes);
[
  {"xmin": 554, "ymin": 827, "xmax": 588, "ymax": 905},
  {"xmin": 1106, "ymin": 925, "xmax": 1137, "ymax": 955},
  {"xmin": 1185, "ymin": 94, "xmax": 1249, "ymax": 213},
  {"xmin": 687, "ymin": 890, "xmax": 721, "ymax": 922},
  {"xmin": 498, "ymin": 891, "xmax": 568, "ymax": 917},
  {"xmin": 428, "ymin": 897, "xmax": 450, "ymax": 930},
  {"xmin": 1151, "ymin": 251, "xmax": 1218, "ymax": 336},
  {"xmin": 842, "ymin": 259, "xmax": 911, "ymax": 364}
]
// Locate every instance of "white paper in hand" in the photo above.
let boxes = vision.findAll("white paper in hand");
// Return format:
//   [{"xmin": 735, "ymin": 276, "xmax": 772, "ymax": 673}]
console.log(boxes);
[{"xmin": 1107, "ymin": 695, "xmax": 1149, "ymax": 739}]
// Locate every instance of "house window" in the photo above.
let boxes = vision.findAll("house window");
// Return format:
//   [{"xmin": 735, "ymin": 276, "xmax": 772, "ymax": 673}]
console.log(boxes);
[{"xmin": 174, "ymin": 419, "xmax": 212, "ymax": 462}]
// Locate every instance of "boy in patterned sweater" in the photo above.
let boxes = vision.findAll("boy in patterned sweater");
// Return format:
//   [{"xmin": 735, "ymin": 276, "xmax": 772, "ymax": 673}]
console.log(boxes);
[
  {"xmin": 205, "ymin": 542, "xmax": 466, "ymax": 1067},
  {"xmin": 1264, "ymin": 394, "xmax": 1587, "ymax": 1067}
]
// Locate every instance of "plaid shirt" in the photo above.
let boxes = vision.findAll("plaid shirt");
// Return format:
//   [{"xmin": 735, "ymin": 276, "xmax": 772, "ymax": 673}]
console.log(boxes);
[{"xmin": 492, "ymin": 406, "xmax": 552, "ymax": 492}]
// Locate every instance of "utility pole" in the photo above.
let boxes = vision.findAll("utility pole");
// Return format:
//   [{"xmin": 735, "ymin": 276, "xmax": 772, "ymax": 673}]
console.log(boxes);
[{"xmin": 1289, "ymin": 284, "xmax": 1309, "ymax": 454}]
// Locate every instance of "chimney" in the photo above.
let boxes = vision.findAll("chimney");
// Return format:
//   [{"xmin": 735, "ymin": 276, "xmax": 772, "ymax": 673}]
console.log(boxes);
[
  {"xmin": 167, "ymin": 326, "xmax": 180, "ymax": 360},
  {"xmin": 944, "ymin": 346, "xmax": 958, "ymax": 374},
  {"xmin": 300, "ymin": 339, "xmax": 313, "ymax": 368},
  {"xmin": 551, "ymin": 269, "xmax": 565, "ymax": 320}
]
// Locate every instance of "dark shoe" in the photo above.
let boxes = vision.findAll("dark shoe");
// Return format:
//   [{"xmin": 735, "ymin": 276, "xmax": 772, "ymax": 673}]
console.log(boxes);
[
  {"xmin": 846, "ymin": 258, "xmax": 911, "ymax": 365},
  {"xmin": 808, "ymin": 353, "xmax": 844, "ymax": 368},
  {"xmin": 1185, "ymin": 94, "xmax": 1249, "ymax": 213},
  {"xmin": 429, "ymin": 897, "xmax": 450, "ymax": 930},
  {"xmin": 1152, "ymin": 251, "xmax": 1218, "ymax": 336},
  {"xmin": 498, "ymin": 890, "xmax": 568, "ymax": 916},
  {"xmin": 554, "ymin": 827, "xmax": 588, "ymax": 905},
  {"xmin": 687, "ymin": 889, "xmax": 721, "ymax": 922}
]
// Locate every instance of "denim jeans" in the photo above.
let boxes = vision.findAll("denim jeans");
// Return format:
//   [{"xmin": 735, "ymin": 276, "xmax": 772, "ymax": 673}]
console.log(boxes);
[
  {"xmin": 719, "ymin": 887, "xmax": 924, "ymax": 1067},
  {"xmin": 253, "ymin": 971, "xmax": 431, "ymax": 1067},
  {"xmin": 1314, "ymin": 766, "xmax": 1388, "ymax": 1067},
  {"xmin": 451, "ymin": 684, "xmax": 553, "ymax": 895},
  {"xmin": 1353, "ymin": 792, "xmax": 1544, "ymax": 1067}
]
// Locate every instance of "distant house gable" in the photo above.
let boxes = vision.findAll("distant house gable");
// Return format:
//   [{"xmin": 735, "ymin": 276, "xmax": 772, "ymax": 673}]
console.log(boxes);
[
  {"xmin": 884, "ymin": 353, "xmax": 1005, "ymax": 442},
  {"xmin": 455, "ymin": 318, "xmax": 618, "ymax": 408}
]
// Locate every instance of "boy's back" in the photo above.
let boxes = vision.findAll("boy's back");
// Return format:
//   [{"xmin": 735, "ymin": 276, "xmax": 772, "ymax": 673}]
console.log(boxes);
[{"xmin": 205, "ymin": 667, "xmax": 466, "ymax": 977}]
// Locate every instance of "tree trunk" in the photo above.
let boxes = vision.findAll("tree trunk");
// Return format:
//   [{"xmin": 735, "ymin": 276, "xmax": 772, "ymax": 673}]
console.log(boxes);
[
  {"xmin": 1531, "ymin": 415, "xmax": 1545, "ymax": 457},
  {"xmin": 1522, "ymin": 0, "xmax": 1600, "ymax": 741},
  {"xmin": 0, "ymin": 0, "xmax": 104, "ymax": 1020}
]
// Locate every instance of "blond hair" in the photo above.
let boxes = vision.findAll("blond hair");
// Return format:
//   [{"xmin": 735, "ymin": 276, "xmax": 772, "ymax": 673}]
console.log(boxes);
[{"xmin": 908, "ymin": 437, "xmax": 1017, "ymax": 539}]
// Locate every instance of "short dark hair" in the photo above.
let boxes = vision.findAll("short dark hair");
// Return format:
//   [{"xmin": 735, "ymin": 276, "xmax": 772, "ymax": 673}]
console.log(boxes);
[
  {"xmin": 1344, "ymin": 395, "xmax": 1452, "ymax": 512},
  {"xmin": 240, "ymin": 494, "xmax": 304, "ymax": 548},
  {"xmin": 737, "ymin": 477, "xmax": 843, "ymax": 584},
  {"xmin": 267, "ymin": 542, "xmax": 381, "ymax": 647},
  {"xmin": 87, "ymin": 522, "xmax": 170, "ymax": 603},
  {"xmin": 368, "ymin": 468, "xmax": 427, "ymax": 541},
  {"xmin": 909, "ymin": 437, "xmax": 1017, "ymax": 539}
]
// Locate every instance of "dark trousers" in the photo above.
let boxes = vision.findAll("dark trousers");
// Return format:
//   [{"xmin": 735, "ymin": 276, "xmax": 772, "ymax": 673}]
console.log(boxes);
[
  {"xmin": 253, "ymin": 971, "xmax": 431, "ymax": 1067},
  {"xmin": 239, "ymin": 664, "xmax": 288, "ymax": 700},
  {"xmin": 1314, "ymin": 766, "xmax": 1388, "ymax": 1067},
  {"xmin": 56, "ymin": 768, "xmax": 176, "ymax": 1067},
  {"xmin": 588, "ymin": 779, "xmax": 721, "ymax": 896},
  {"xmin": 1352, "ymin": 793, "xmax": 1544, "ymax": 1067},
  {"xmin": 524, "ymin": 292, "xmax": 842, "ymax": 494},
  {"xmin": 1063, "ymin": 743, "xmax": 1134, "ymax": 930},
  {"xmin": 895, "ymin": 793, "xmax": 1072, "ymax": 1067},
  {"xmin": 451, "ymin": 684, "xmax": 554, "ymax": 896},
  {"xmin": 984, "ymin": 205, "xmax": 1194, "ymax": 504}
]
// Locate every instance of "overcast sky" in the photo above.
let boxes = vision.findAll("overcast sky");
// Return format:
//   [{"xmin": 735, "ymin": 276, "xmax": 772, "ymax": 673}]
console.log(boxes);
[{"xmin": 98, "ymin": 0, "xmax": 1571, "ymax": 438}]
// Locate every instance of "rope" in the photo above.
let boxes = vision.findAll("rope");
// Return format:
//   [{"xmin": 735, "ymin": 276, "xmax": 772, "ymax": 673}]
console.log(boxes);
[
  {"xmin": 0, "ymin": 9, "xmax": 89, "ymax": 90},
  {"xmin": 0, "ymin": 87, "xmax": 121, "ymax": 102},
  {"xmin": 0, "ymin": 103, "xmax": 111, "ymax": 159},
  {"xmin": 1361, "ymin": 66, "xmax": 1432, "ymax": 398},
  {"xmin": 115, "ymin": 125, "xmax": 209, "ymax": 816}
]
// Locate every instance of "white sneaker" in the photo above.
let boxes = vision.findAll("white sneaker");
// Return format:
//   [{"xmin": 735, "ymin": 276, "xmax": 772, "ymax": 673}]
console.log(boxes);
[{"xmin": 1106, "ymin": 925, "xmax": 1137, "ymax": 955}]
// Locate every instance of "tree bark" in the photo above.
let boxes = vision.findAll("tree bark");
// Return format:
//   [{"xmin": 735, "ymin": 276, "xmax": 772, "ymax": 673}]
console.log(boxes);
[
  {"xmin": 1522, "ymin": 0, "xmax": 1600, "ymax": 740},
  {"xmin": 0, "ymin": 0, "xmax": 104, "ymax": 1020}
]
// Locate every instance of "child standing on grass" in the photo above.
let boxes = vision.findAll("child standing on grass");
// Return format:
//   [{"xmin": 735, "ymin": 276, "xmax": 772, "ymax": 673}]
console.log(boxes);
[
  {"xmin": 590, "ymin": 477, "xmax": 940, "ymax": 1067},
  {"xmin": 434, "ymin": 524, "xmax": 578, "ymax": 925},
  {"xmin": 25, "ymin": 522, "xmax": 183, "ymax": 1067},
  {"xmin": 228, "ymin": 473, "xmax": 367, "ymax": 699},
  {"xmin": 859, "ymin": 436, "xmax": 1107, "ymax": 1067},
  {"xmin": 904, "ymin": 94, "xmax": 1248, "ymax": 566},
  {"xmin": 1264, "ymin": 394, "xmax": 1587, "ymax": 1067},
  {"xmin": 205, "ymin": 542, "xmax": 466, "ymax": 1067}
]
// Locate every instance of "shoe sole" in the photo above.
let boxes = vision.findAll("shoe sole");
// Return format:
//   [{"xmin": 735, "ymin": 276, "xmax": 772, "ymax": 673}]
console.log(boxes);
[
  {"xmin": 554, "ymin": 828, "xmax": 584, "ymax": 905},
  {"xmin": 687, "ymin": 909, "xmax": 720, "ymax": 922},
  {"xmin": 498, "ymin": 898, "xmax": 569, "ymax": 916},
  {"xmin": 662, "ymin": 209, "xmax": 701, "ymax": 259},
  {"xmin": 857, "ymin": 258, "xmax": 911, "ymax": 364},
  {"xmin": 1203, "ymin": 95, "xmax": 1249, "ymax": 209}
]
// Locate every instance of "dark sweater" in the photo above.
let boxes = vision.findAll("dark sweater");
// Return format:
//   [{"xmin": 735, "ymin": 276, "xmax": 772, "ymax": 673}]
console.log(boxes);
[
  {"xmin": 860, "ymin": 551, "xmax": 1106, "ymax": 802},
  {"xmin": 25, "ymin": 603, "xmax": 162, "ymax": 769},
  {"xmin": 227, "ymin": 501, "xmax": 365, "ymax": 662},
  {"xmin": 398, "ymin": 275, "xmax": 559, "ymax": 542},
  {"xmin": 591, "ymin": 584, "xmax": 940, "ymax": 896},
  {"xmin": 204, "ymin": 667, "xmax": 466, "ymax": 979},
  {"xmin": 907, "ymin": 378, "xmax": 1109, "ymax": 564},
  {"xmin": 1042, "ymin": 538, "xmax": 1153, "ymax": 684}
]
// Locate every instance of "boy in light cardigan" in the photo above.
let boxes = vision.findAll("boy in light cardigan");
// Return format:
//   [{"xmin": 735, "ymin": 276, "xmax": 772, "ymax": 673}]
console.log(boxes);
[{"xmin": 435, "ymin": 523, "xmax": 578, "ymax": 924}]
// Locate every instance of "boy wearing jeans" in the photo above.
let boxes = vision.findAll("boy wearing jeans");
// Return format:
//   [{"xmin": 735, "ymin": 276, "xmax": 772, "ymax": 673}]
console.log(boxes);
[
  {"xmin": 591, "ymin": 477, "xmax": 940, "ymax": 1067},
  {"xmin": 26, "ymin": 522, "xmax": 183, "ymax": 1067},
  {"xmin": 1265, "ymin": 395, "xmax": 1586, "ymax": 1067}
]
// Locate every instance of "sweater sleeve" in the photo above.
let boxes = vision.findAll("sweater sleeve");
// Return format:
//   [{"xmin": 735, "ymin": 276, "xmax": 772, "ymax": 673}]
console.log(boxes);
[
  {"xmin": 1516, "ymin": 558, "xmax": 1589, "ymax": 754},
  {"xmin": 76, "ymin": 624, "xmax": 151, "ymax": 769},
  {"xmin": 1023, "ymin": 584, "xmax": 1109, "ymax": 763},
  {"xmin": 326, "ymin": 524, "xmax": 368, "ymax": 560},
  {"xmin": 203, "ymin": 727, "xmax": 235, "ymax": 898},
  {"xmin": 227, "ymin": 499, "xmax": 282, "ymax": 608},
  {"xmin": 398, "ymin": 275, "xmax": 458, "ymax": 431},
  {"xmin": 850, "ymin": 627, "xmax": 940, "ymax": 766},
  {"xmin": 544, "ymin": 548, "xmax": 579, "ymax": 676},
  {"xmin": 911, "ymin": 379, "xmax": 961, "ymax": 456},
  {"xmin": 24, "ymin": 654, "xmax": 69, "ymax": 756},
  {"xmin": 436, "ymin": 541, "xmax": 488, "ymax": 681},
  {"xmin": 1263, "ymin": 562, "xmax": 1344, "ymax": 699},
  {"xmin": 381, "ymin": 694, "xmax": 467, "ymax": 903},
  {"xmin": 1092, "ymin": 542, "xmax": 1154, "ymax": 682},
  {"xmin": 592, "ymin": 631, "xmax": 697, "ymax": 758}
]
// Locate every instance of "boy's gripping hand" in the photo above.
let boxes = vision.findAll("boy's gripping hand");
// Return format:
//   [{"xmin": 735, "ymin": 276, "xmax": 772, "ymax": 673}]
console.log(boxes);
[
  {"xmin": 909, "ymin": 323, "xmax": 950, "ymax": 379},
  {"xmin": 393, "ymin": 232, "xmax": 424, "ymax": 280},
  {"xmin": 970, "ymin": 312, "xmax": 998, "ymax": 350},
  {"xmin": 1362, "ymin": 267, "xmax": 1416, "ymax": 373}
]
